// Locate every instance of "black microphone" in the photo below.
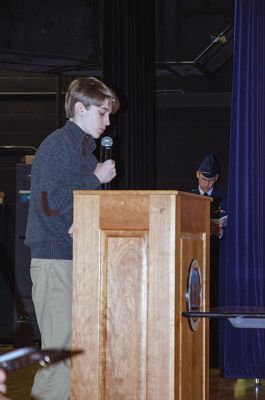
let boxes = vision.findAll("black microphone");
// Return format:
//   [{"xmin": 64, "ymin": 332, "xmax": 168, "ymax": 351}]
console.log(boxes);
[{"xmin": 100, "ymin": 136, "xmax": 113, "ymax": 190}]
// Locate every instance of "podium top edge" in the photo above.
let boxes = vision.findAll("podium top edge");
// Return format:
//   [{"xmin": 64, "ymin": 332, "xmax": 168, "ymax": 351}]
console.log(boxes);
[{"xmin": 73, "ymin": 190, "xmax": 212, "ymax": 201}]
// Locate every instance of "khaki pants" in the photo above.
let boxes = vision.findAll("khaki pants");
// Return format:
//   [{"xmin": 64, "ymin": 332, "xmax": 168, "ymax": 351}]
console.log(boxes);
[{"xmin": 30, "ymin": 259, "xmax": 72, "ymax": 400}]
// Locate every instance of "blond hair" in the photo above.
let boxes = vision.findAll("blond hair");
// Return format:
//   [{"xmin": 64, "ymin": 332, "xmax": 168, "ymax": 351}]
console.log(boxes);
[{"xmin": 65, "ymin": 77, "xmax": 120, "ymax": 118}]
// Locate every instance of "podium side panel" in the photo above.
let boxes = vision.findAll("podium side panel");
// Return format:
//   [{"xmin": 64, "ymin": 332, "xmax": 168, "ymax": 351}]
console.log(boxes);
[
  {"xmin": 178, "ymin": 234, "xmax": 208, "ymax": 400},
  {"xmin": 177, "ymin": 194, "xmax": 210, "ymax": 400}
]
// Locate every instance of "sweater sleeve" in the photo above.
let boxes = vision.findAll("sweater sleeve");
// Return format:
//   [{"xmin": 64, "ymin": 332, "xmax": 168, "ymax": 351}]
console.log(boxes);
[
  {"xmin": 37, "ymin": 138, "xmax": 101, "ymax": 212},
  {"xmin": 26, "ymin": 128, "xmax": 102, "ymax": 256},
  {"xmin": 76, "ymin": 153, "xmax": 101, "ymax": 190},
  {"xmin": 37, "ymin": 140, "xmax": 72, "ymax": 213}
]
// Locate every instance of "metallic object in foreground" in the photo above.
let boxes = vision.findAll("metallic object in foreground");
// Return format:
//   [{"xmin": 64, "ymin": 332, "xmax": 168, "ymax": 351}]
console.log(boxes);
[{"xmin": 0, "ymin": 347, "xmax": 83, "ymax": 373}]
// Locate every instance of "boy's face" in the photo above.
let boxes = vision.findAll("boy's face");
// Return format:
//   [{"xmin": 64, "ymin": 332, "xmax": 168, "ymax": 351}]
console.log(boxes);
[{"xmin": 74, "ymin": 98, "xmax": 113, "ymax": 139}]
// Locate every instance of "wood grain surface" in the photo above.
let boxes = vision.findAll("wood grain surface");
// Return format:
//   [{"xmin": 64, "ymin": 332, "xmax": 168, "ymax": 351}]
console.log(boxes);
[{"xmin": 71, "ymin": 191, "xmax": 210, "ymax": 400}]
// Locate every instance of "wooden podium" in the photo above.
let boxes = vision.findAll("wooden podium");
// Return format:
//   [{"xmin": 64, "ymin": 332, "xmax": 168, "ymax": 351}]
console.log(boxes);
[{"xmin": 71, "ymin": 190, "xmax": 210, "ymax": 400}]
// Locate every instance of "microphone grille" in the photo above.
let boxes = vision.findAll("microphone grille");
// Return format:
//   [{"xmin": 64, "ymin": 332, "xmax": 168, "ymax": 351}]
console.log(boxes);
[{"xmin": 101, "ymin": 136, "xmax": 113, "ymax": 148}]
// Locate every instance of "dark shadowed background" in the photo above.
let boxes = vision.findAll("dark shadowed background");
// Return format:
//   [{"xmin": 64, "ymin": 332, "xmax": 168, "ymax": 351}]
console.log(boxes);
[{"xmin": 0, "ymin": 0, "xmax": 234, "ymax": 342}]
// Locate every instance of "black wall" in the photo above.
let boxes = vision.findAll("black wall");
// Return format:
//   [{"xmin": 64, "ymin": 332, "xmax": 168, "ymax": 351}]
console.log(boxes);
[
  {"xmin": 0, "ymin": 0, "xmax": 102, "ymax": 74},
  {"xmin": 0, "ymin": 0, "xmax": 234, "ymax": 342},
  {"xmin": 155, "ymin": 96, "xmax": 231, "ymax": 191},
  {"xmin": 0, "ymin": 72, "xmax": 69, "ymax": 341},
  {"xmin": 154, "ymin": 0, "xmax": 233, "ymax": 191}
]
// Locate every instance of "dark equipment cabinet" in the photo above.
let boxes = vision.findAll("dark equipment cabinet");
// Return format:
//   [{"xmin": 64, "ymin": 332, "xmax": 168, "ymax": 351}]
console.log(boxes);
[
  {"xmin": 14, "ymin": 164, "xmax": 40, "ymax": 347},
  {"xmin": 0, "ymin": 201, "xmax": 14, "ymax": 342}
]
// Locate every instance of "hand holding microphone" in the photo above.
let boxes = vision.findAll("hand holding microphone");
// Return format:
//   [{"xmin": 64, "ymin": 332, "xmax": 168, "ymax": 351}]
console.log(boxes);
[
  {"xmin": 94, "ymin": 160, "xmax": 116, "ymax": 184},
  {"xmin": 94, "ymin": 136, "xmax": 116, "ymax": 187}
]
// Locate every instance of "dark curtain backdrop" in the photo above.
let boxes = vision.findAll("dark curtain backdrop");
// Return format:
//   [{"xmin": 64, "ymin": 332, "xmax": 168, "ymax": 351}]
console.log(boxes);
[
  {"xmin": 103, "ymin": 0, "xmax": 155, "ymax": 189},
  {"xmin": 224, "ymin": 0, "xmax": 265, "ymax": 378}
]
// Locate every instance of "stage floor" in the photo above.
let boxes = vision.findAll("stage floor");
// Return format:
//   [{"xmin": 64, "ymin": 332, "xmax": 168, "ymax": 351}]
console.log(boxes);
[{"xmin": 1, "ymin": 346, "xmax": 265, "ymax": 400}]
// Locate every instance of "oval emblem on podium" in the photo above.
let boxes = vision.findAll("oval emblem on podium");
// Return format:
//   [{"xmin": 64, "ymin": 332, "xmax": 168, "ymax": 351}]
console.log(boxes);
[{"xmin": 185, "ymin": 259, "xmax": 202, "ymax": 331}]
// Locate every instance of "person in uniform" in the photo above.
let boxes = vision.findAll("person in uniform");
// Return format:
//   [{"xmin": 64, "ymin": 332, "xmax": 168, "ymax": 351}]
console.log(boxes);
[
  {"xmin": 192, "ymin": 153, "xmax": 227, "ymax": 235},
  {"xmin": 191, "ymin": 153, "xmax": 227, "ymax": 369}
]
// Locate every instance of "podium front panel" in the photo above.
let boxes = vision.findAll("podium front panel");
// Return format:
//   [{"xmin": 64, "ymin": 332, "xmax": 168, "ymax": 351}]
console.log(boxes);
[{"xmin": 71, "ymin": 191, "xmax": 210, "ymax": 400}]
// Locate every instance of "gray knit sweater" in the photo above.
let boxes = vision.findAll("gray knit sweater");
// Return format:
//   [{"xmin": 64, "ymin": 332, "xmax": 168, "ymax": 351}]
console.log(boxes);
[{"xmin": 25, "ymin": 120, "xmax": 101, "ymax": 260}]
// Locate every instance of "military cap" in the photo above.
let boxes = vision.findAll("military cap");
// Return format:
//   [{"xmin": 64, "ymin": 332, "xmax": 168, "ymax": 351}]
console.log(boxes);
[{"xmin": 198, "ymin": 154, "xmax": 219, "ymax": 178}]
